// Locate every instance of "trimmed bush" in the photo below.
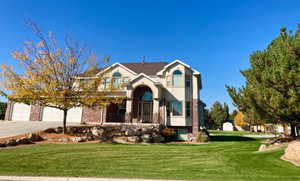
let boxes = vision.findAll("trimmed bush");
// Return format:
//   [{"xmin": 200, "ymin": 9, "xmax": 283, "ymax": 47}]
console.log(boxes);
[{"xmin": 196, "ymin": 129, "xmax": 210, "ymax": 142}]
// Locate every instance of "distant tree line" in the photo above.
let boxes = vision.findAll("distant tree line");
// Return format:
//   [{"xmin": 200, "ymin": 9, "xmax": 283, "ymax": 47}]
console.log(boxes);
[{"xmin": 204, "ymin": 101, "xmax": 236, "ymax": 130}]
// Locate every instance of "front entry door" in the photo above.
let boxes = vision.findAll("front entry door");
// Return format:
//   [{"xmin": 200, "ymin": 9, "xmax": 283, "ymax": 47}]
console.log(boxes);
[{"xmin": 138, "ymin": 101, "xmax": 153, "ymax": 123}]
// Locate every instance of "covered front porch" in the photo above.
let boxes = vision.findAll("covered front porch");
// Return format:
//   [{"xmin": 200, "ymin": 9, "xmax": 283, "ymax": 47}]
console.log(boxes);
[{"xmin": 104, "ymin": 73, "xmax": 163, "ymax": 124}]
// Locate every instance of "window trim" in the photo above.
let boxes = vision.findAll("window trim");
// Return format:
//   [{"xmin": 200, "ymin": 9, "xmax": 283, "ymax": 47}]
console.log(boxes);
[
  {"xmin": 172, "ymin": 100, "xmax": 183, "ymax": 116},
  {"xmin": 172, "ymin": 70, "xmax": 184, "ymax": 87},
  {"xmin": 103, "ymin": 77, "xmax": 110, "ymax": 89}
]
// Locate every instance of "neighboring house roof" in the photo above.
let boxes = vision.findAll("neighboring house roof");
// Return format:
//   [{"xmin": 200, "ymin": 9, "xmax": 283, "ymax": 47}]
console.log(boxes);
[{"xmin": 120, "ymin": 62, "xmax": 168, "ymax": 75}]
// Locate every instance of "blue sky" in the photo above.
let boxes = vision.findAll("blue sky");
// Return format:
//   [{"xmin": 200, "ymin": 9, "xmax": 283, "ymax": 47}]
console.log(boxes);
[{"xmin": 0, "ymin": 0, "xmax": 300, "ymax": 112}]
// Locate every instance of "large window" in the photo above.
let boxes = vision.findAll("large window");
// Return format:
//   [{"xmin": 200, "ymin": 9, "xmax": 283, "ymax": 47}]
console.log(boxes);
[
  {"xmin": 172, "ymin": 70, "xmax": 184, "ymax": 87},
  {"xmin": 172, "ymin": 101, "xmax": 183, "ymax": 116},
  {"xmin": 103, "ymin": 78, "xmax": 110, "ymax": 89},
  {"xmin": 112, "ymin": 72, "xmax": 122, "ymax": 88},
  {"xmin": 140, "ymin": 91, "xmax": 153, "ymax": 101}
]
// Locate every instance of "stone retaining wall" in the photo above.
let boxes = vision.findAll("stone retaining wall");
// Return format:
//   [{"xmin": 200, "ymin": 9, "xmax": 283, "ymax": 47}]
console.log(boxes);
[{"xmin": 46, "ymin": 124, "xmax": 166, "ymax": 143}]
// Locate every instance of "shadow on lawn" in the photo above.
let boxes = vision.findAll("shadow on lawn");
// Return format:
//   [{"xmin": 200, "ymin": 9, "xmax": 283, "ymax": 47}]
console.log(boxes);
[{"xmin": 211, "ymin": 135, "xmax": 255, "ymax": 142}]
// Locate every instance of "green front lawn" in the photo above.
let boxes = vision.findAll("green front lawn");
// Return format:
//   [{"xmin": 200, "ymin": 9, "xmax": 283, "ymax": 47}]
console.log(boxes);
[{"xmin": 0, "ymin": 131, "xmax": 299, "ymax": 181}]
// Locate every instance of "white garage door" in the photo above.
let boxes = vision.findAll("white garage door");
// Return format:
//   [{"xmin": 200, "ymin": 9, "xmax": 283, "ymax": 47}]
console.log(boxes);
[
  {"xmin": 11, "ymin": 103, "xmax": 31, "ymax": 121},
  {"xmin": 42, "ymin": 107, "xmax": 64, "ymax": 122},
  {"xmin": 67, "ymin": 107, "xmax": 82, "ymax": 123}
]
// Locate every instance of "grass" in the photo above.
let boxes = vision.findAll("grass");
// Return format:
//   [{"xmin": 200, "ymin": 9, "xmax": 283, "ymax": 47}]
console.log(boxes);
[{"xmin": 0, "ymin": 131, "xmax": 299, "ymax": 181}]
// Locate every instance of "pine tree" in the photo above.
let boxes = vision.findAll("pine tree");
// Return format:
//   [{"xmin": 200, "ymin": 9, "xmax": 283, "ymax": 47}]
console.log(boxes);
[{"xmin": 227, "ymin": 25, "xmax": 300, "ymax": 137}]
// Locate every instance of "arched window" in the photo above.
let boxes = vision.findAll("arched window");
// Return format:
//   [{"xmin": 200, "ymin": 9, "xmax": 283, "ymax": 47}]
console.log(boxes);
[
  {"xmin": 140, "ymin": 91, "xmax": 153, "ymax": 101},
  {"xmin": 112, "ymin": 72, "xmax": 122, "ymax": 88},
  {"xmin": 112, "ymin": 72, "xmax": 122, "ymax": 77},
  {"xmin": 172, "ymin": 70, "xmax": 183, "ymax": 87}
]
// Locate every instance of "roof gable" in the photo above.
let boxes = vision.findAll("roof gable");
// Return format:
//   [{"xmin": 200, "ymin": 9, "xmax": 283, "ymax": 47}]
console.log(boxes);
[{"xmin": 156, "ymin": 59, "xmax": 200, "ymax": 75}]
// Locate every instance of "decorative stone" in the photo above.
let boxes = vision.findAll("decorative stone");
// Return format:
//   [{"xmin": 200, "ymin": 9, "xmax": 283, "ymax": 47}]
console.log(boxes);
[
  {"xmin": 6, "ymin": 139, "xmax": 17, "ymax": 146},
  {"xmin": 127, "ymin": 136, "xmax": 141, "ymax": 143},
  {"xmin": 55, "ymin": 127, "xmax": 63, "ymax": 133},
  {"xmin": 125, "ymin": 129, "xmax": 135, "ymax": 136},
  {"xmin": 43, "ymin": 128, "xmax": 57, "ymax": 133},
  {"xmin": 113, "ymin": 137, "xmax": 128, "ymax": 144},
  {"xmin": 28, "ymin": 133, "xmax": 44, "ymax": 142},
  {"xmin": 142, "ymin": 134, "xmax": 152, "ymax": 143},
  {"xmin": 282, "ymin": 141, "xmax": 300, "ymax": 166},
  {"xmin": 70, "ymin": 137, "xmax": 86, "ymax": 143},
  {"xmin": 91, "ymin": 127, "xmax": 100, "ymax": 137},
  {"xmin": 259, "ymin": 144, "xmax": 267, "ymax": 152},
  {"xmin": 16, "ymin": 137, "xmax": 33, "ymax": 145},
  {"xmin": 152, "ymin": 133, "xmax": 163, "ymax": 143},
  {"xmin": 58, "ymin": 138, "xmax": 69, "ymax": 142}
]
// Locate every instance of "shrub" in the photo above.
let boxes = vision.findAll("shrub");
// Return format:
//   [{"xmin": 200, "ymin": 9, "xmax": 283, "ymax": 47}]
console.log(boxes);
[
  {"xmin": 196, "ymin": 129, "xmax": 210, "ymax": 142},
  {"xmin": 161, "ymin": 128, "xmax": 176, "ymax": 141}
]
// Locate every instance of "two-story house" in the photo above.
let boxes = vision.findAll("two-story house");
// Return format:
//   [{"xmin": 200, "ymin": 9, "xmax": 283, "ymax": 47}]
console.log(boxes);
[{"xmin": 5, "ymin": 60, "xmax": 205, "ymax": 140}]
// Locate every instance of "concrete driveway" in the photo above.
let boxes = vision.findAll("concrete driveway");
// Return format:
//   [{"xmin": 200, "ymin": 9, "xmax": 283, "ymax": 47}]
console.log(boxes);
[{"xmin": 0, "ymin": 121, "xmax": 79, "ymax": 138}]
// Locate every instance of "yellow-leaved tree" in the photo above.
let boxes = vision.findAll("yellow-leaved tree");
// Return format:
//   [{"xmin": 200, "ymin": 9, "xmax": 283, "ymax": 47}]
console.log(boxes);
[
  {"xmin": 234, "ymin": 111, "xmax": 247, "ymax": 127},
  {"xmin": 1, "ymin": 22, "xmax": 124, "ymax": 133}
]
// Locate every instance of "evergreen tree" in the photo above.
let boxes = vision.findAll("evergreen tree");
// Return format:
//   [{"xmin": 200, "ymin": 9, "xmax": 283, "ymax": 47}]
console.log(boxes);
[
  {"xmin": 210, "ymin": 101, "xmax": 230, "ymax": 129},
  {"xmin": 227, "ymin": 25, "xmax": 300, "ymax": 137}
]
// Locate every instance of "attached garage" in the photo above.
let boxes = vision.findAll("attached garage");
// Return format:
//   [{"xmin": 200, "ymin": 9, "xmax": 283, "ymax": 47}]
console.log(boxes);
[
  {"xmin": 42, "ymin": 107, "xmax": 82, "ymax": 123},
  {"xmin": 42, "ymin": 107, "xmax": 64, "ymax": 122},
  {"xmin": 11, "ymin": 103, "xmax": 31, "ymax": 121},
  {"xmin": 66, "ymin": 107, "xmax": 82, "ymax": 123}
]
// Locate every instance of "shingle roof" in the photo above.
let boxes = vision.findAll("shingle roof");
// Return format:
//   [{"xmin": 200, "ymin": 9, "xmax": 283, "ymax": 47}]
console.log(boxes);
[{"xmin": 120, "ymin": 62, "xmax": 168, "ymax": 75}]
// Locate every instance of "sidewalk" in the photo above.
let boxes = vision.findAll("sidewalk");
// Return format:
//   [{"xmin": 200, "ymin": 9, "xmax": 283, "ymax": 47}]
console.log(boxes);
[{"xmin": 0, "ymin": 176, "xmax": 181, "ymax": 181}]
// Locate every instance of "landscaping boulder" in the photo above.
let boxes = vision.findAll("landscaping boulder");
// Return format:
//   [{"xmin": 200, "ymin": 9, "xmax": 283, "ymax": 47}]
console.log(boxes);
[
  {"xmin": 43, "ymin": 128, "xmax": 57, "ymax": 133},
  {"xmin": 58, "ymin": 138, "xmax": 70, "ymax": 142},
  {"xmin": 282, "ymin": 141, "xmax": 300, "ymax": 166},
  {"xmin": 6, "ymin": 139, "xmax": 17, "ymax": 146},
  {"xmin": 127, "ymin": 136, "xmax": 141, "ymax": 143},
  {"xmin": 113, "ymin": 137, "xmax": 128, "ymax": 144},
  {"xmin": 28, "ymin": 133, "xmax": 44, "ymax": 142},
  {"xmin": 0, "ymin": 143, "xmax": 6, "ymax": 147},
  {"xmin": 125, "ymin": 129, "xmax": 135, "ymax": 136},
  {"xmin": 142, "ymin": 134, "xmax": 152, "ymax": 143},
  {"xmin": 152, "ymin": 133, "xmax": 163, "ymax": 143},
  {"xmin": 70, "ymin": 137, "xmax": 86, "ymax": 143},
  {"xmin": 55, "ymin": 127, "xmax": 63, "ymax": 133},
  {"xmin": 16, "ymin": 137, "xmax": 33, "ymax": 145}
]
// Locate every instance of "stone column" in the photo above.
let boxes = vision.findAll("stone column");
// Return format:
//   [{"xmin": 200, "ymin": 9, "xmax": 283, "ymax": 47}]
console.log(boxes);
[
  {"xmin": 153, "ymin": 98, "xmax": 159, "ymax": 124},
  {"xmin": 192, "ymin": 99, "xmax": 199, "ymax": 136},
  {"xmin": 125, "ymin": 99, "xmax": 132, "ymax": 123},
  {"xmin": 4, "ymin": 101, "xmax": 14, "ymax": 121},
  {"xmin": 29, "ymin": 104, "xmax": 43, "ymax": 121}
]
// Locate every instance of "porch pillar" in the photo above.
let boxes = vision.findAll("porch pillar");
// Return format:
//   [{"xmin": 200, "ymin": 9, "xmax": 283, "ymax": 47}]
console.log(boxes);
[
  {"xmin": 125, "ymin": 99, "xmax": 132, "ymax": 123},
  {"xmin": 5, "ymin": 101, "xmax": 14, "ymax": 121},
  {"xmin": 192, "ymin": 99, "xmax": 199, "ymax": 136},
  {"xmin": 153, "ymin": 98, "xmax": 159, "ymax": 124}
]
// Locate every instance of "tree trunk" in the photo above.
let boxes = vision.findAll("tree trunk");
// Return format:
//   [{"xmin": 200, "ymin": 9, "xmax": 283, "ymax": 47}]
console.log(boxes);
[
  {"xmin": 63, "ymin": 109, "xmax": 68, "ymax": 134},
  {"xmin": 290, "ymin": 123, "xmax": 297, "ymax": 137}
]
